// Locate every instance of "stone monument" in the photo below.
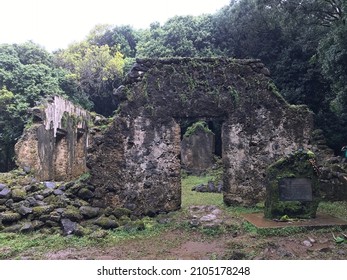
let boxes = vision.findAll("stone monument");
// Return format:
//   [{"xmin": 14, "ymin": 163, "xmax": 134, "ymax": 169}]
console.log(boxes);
[{"xmin": 264, "ymin": 150, "xmax": 320, "ymax": 219}]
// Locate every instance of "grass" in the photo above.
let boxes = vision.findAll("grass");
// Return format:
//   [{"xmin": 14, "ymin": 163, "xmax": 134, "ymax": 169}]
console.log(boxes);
[
  {"xmin": 0, "ymin": 221, "xmax": 170, "ymax": 259},
  {"xmin": 318, "ymin": 201, "xmax": 347, "ymax": 219},
  {"xmin": 181, "ymin": 174, "xmax": 223, "ymax": 209},
  {"xmin": 2, "ymin": 172, "xmax": 347, "ymax": 259}
]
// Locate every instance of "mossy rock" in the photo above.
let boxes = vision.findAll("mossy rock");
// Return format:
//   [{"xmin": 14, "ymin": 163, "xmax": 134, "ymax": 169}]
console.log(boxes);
[
  {"xmin": 0, "ymin": 211, "xmax": 21, "ymax": 223},
  {"xmin": 73, "ymin": 224, "xmax": 91, "ymax": 237},
  {"xmin": 62, "ymin": 206, "xmax": 83, "ymax": 221},
  {"xmin": 79, "ymin": 206, "xmax": 100, "ymax": 219},
  {"xmin": 112, "ymin": 208, "xmax": 132, "ymax": 219},
  {"xmin": 11, "ymin": 188, "xmax": 27, "ymax": 202},
  {"xmin": 77, "ymin": 188, "xmax": 94, "ymax": 200},
  {"xmin": 89, "ymin": 229, "xmax": 109, "ymax": 239},
  {"xmin": 94, "ymin": 215, "xmax": 119, "ymax": 229},
  {"xmin": 118, "ymin": 216, "xmax": 132, "ymax": 226},
  {"xmin": 1, "ymin": 224, "xmax": 22, "ymax": 232},
  {"xmin": 32, "ymin": 205, "xmax": 54, "ymax": 217},
  {"xmin": 123, "ymin": 220, "xmax": 145, "ymax": 232}
]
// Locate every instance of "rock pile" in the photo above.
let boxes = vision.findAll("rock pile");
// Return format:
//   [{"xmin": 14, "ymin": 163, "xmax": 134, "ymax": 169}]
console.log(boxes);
[
  {"xmin": 0, "ymin": 172, "xmax": 141, "ymax": 235},
  {"xmin": 191, "ymin": 181, "xmax": 223, "ymax": 193}
]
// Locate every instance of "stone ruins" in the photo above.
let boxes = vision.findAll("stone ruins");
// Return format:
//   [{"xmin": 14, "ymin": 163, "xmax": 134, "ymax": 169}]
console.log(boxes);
[{"xmin": 1, "ymin": 57, "xmax": 346, "ymax": 234}]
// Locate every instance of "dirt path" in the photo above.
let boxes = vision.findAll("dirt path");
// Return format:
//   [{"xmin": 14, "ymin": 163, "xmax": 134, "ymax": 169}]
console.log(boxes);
[{"xmin": 35, "ymin": 228, "xmax": 347, "ymax": 260}]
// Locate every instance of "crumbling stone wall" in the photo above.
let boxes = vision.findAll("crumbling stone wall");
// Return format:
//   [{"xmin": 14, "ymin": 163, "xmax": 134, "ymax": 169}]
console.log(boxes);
[
  {"xmin": 88, "ymin": 58, "xmax": 314, "ymax": 215},
  {"xmin": 15, "ymin": 96, "xmax": 90, "ymax": 181}
]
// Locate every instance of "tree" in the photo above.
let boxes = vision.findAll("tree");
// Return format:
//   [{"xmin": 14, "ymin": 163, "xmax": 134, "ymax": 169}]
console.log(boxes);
[
  {"xmin": 54, "ymin": 42, "xmax": 125, "ymax": 115},
  {"xmin": 0, "ymin": 42, "xmax": 71, "ymax": 171},
  {"xmin": 136, "ymin": 15, "xmax": 217, "ymax": 58}
]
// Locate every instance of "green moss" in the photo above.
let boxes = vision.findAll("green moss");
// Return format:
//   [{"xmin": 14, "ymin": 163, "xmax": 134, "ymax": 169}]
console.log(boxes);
[
  {"xmin": 11, "ymin": 188, "xmax": 26, "ymax": 201},
  {"xmin": 94, "ymin": 216, "xmax": 119, "ymax": 229},
  {"xmin": 267, "ymin": 81, "xmax": 288, "ymax": 104},
  {"xmin": 63, "ymin": 206, "xmax": 83, "ymax": 221},
  {"xmin": 183, "ymin": 121, "xmax": 213, "ymax": 138},
  {"xmin": 0, "ymin": 212, "xmax": 21, "ymax": 223},
  {"xmin": 32, "ymin": 206, "xmax": 54, "ymax": 217},
  {"xmin": 112, "ymin": 208, "xmax": 132, "ymax": 219},
  {"xmin": 264, "ymin": 150, "xmax": 320, "ymax": 219}
]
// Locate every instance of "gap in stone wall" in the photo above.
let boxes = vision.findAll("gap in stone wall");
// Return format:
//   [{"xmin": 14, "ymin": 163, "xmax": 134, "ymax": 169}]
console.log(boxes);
[{"xmin": 179, "ymin": 118, "xmax": 225, "ymax": 205}]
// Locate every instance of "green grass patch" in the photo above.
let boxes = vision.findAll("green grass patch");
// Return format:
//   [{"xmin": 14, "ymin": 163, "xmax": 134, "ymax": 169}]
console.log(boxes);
[
  {"xmin": 181, "ymin": 175, "xmax": 223, "ymax": 209},
  {"xmin": 0, "ymin": 220, "xmax": 171, "ymax": 259},
  {"xmin": 318, "ymin": 201, "xmax": 347, "ymax": 220}
]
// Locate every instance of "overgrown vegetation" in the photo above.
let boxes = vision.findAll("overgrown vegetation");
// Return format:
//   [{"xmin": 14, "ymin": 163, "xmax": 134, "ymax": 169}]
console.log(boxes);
[
  {"xmin": 0, "ymin": 172, "xmax": 347, "ymax": 259},
  {"xmin": 1, "ymin": 0, "xmax": 347, "ymax": 171}
]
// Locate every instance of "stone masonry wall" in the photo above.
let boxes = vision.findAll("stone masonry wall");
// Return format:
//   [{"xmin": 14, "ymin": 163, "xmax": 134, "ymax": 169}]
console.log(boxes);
[
  {"xmin": 15, "ymin": 96, "xmax": 90, "ymax": 181},
  {"xmin": 88, "ymin": 58, "xmax": 314, "ymax": 214}
]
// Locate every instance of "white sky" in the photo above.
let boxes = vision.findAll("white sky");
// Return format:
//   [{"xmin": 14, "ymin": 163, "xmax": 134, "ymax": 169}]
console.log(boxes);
[{"xmin": 0, "ymin": 0, "xmax": 230, "ymax": 52}]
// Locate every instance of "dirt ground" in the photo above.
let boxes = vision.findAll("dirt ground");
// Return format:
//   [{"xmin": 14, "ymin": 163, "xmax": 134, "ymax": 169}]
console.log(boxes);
[
  {"xmin": 35, "ymin": 229, "xmax": 347, "ymax": 260},
  {"xmin": 16, "ymin": 206, "xmax": 347, "ymax": 260}
]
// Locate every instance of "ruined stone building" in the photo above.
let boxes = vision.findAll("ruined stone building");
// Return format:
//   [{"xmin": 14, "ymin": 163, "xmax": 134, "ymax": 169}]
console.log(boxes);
[
  {"xmin": 14, "ymin": 58, "xmax": 347, "ymax": 221},
  {"xmin": 15, "ymin": 96, "xmax": 90, "ymax": 181},
  {"xmin": 87, "ymin": 58, "xmax": 313, "ymax": 215}
]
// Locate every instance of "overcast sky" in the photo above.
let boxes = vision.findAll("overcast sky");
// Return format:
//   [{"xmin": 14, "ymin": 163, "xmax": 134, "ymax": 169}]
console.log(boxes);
[{"xmin": 0, "ymin": 0, "xmax": 230, "ymax": 51}]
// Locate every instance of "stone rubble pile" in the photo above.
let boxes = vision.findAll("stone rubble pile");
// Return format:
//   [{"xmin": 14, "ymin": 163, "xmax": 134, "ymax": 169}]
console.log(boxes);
[{"xmin": 0, "ymin": 172, "xmax": 142, "ymax": 235}]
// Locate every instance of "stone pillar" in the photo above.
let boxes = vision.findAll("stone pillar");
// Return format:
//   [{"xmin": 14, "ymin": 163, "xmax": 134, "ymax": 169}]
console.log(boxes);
[{"xmin": 181, "ymin": 122, "xmax": 215, "ymax": 175}]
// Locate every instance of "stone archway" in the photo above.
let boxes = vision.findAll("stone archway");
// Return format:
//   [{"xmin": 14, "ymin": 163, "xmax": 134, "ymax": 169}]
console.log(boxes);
[{"xmin": 88, "ymin": 58, "xmax": 313, "ymax": 216}]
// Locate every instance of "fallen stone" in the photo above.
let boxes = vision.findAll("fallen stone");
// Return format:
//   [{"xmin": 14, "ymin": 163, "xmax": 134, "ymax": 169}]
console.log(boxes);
[
  {"xmin": 20, "ymin": 222, "xmax": 34, "ymax": 233},
  {"xmin": 94, "ymin": 216, "xmax": 119, "ymax": 229},
  {"xmin": 61, "ymin": 218, "xmax": 77, "ymax": 235},
  {"xmin": 90, "ymin": 229, "xmax": 108, "ymax": 239},
  {"xmin": 11, "ymin": 188, "xmax": 27, "ymax": 202},
  {"xmin": 62, "ymin": 206, "xmax": 83, "ymax": 221},
  {"xmin": 0, "ymin": 187, "xmax": 11, "ymax": 198},
  {"xmin": 26, "ymin": 196, "xmax": 39, "ymax": 206},
  {"xmin": 123, "ymin": 220, "xmax": 145, "ymax": 232},
  {"xmin": 79, "ymin": 206, "xmax": 100, "ymax": 219},
  {"xmin": 42, "ymin": 188, "xmax": 53, "ymax": 197},
  {"xmin": 208, "ymin": 181, "xmax": 215, "ymax": 192},
  {"xmin": 53, "ymin": 189, "xmax": 64, "ymax": 196},
  {"xmin": 319, "ymin": 247, "xmax": 332, "ymax": 253},
  {"xmin": 308, "ymin": 237, "xmax": 316, "ymax": 243},
  {"xmin": 17, "ymin": 205, "xmax": 33, "ymax": 216},
  {"xmin": 200, "ymin": 214, "xmax": 217, "ymax": 222},
  {"xmin": 302, "ymin": 240, "xmax": 313, "ymax": 247},
  {"xmin": 0, "ymin": 211, "xmax": 21, "ymax": 223},
  {"xmin": 77, "ymin": 188, "xmax": 94, "ymax": 200},
  {"xmin": 189, "ymin": 218, "xmax": 200, "ymax": 228},
  {"xmin": 0, "ymin": 183, "xmax": 6, "ymax": 191},
  {"xmin": 44, "ymin": 182, "xmax": 56, "ymax": 189},
  {"xmin": 1, "ymin": 224, "xmax": 22, "ymax": 232},
  {"xmin": 34, "ymin": 194, "xmax": 44, "ymax": 201}
]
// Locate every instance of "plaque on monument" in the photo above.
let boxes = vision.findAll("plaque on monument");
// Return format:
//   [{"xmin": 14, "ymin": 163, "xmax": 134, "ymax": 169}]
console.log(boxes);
[{"xmin": 279, "ymin": 178, "xmax": 312, "ymax": 201}]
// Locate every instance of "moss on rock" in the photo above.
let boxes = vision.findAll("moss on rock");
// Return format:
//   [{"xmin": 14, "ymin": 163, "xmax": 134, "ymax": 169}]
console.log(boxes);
[
  {"xmin": 94, "ymin": 215, "xmax": 119, "ymax": 229},
  {"xmin": 63, "ymin": 206, "xmax": 83, "ymax": 221},
  {"xmin": 264, "ymin": 150, "xmax": 320, "ymax": 219},
  {"xmin": 0, "ymin": 211, "xmax": 21, "ymax": 223},
  {"xmin": 11, "ymin": 188, "xmax": 27, "ymax": 202}
]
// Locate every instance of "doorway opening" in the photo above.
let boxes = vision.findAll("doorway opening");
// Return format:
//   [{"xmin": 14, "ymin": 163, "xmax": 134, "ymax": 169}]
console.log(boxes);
[{"xmin": 178, "ymin": 118, "xmax": 224, "ymax": 209}]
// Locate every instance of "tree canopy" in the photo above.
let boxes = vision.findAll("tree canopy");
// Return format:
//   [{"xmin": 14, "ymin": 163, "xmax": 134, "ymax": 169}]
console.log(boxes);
[{"xmin": 1, "ymin": 0, "xmax": 347, "ymax": 171}]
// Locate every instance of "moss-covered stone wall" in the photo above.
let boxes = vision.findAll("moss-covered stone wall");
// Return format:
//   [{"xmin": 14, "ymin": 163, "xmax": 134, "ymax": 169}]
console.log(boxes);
[{"xmin": 88, "ymin": 58, "xmax": 314, "ymax": 214}]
